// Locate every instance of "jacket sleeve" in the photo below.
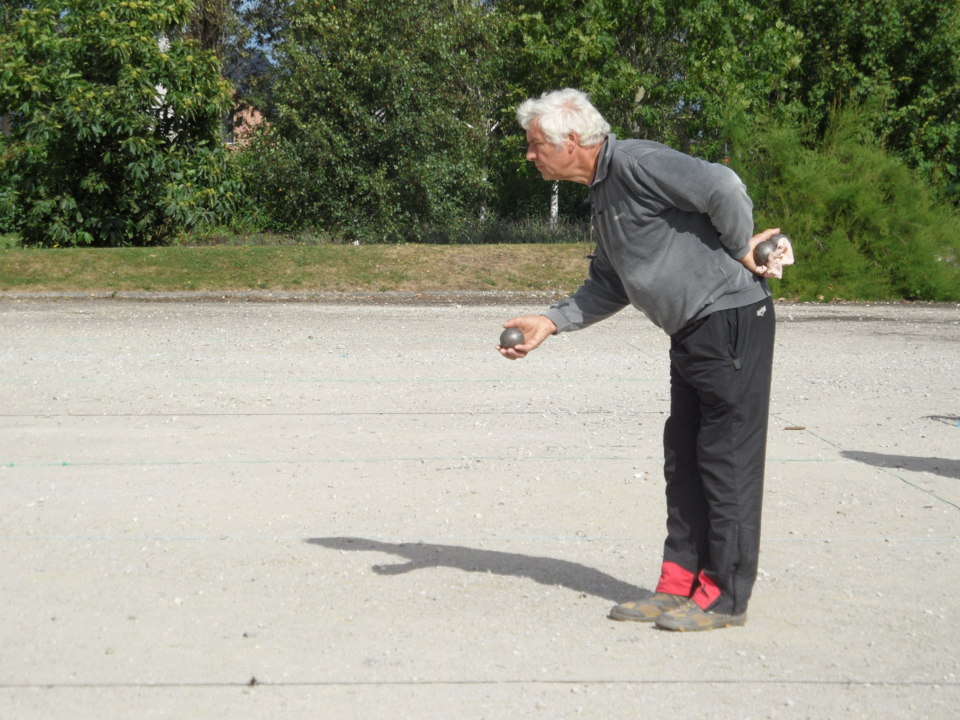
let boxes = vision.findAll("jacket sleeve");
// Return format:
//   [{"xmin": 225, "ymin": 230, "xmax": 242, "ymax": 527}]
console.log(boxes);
[{"xmin": 543, "ymin": 242, "xmax": 630, "ymax": 332}]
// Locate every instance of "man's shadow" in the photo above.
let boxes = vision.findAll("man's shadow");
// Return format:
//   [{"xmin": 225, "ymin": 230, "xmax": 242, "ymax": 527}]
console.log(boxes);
[
  {"xmin": 306, "ymin": 537, "xmax": 649, "ymax": 603},
  {"xmin": 841, "ymin": 416, "xmax": 960, "ymax": 481},
  {"xmin": 842, "ymin": 450, "xmax": 960, "ymax": 480}
]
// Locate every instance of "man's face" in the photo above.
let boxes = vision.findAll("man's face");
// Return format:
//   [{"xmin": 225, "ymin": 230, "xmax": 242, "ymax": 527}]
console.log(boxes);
[{"xmin": 525, "ymin": 121, "xmax": 571, "ymax": 181}]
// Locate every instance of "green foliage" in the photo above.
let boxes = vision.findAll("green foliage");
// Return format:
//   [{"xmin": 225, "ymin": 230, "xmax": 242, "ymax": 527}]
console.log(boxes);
[
  {"xmin": 236, "ymin": 0, "xmax": 503, "ymax": 242},
  {"xmin": 777, "ymin": 0, "xmax": 960, "ymax": 202},
  {"xmin": 225, "ymin": 1, "xmax": 958, "ymax": 251},
  {"xmin": 1, "ymin": 0, "xmax": 953, "ymax": 303},
  {"xmin": 0, "ymin": 0, "xmax": 240, "ymax": 246},
  {"xmin": 732, "ymin": 107, "xmax": 960, "ymax": 301},
  {"xmin": 496, "ymin": 0, "xmax": 803, "ymax": 155},
  {"xmin": 486, "ymin": 0, "xmax": 804, "ymax": 224}
]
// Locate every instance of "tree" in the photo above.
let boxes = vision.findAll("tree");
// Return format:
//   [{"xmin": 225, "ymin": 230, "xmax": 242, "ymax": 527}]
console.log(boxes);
[
  {"xmin": 497, "ymin": 1, "xmax": 804, "ymax": 149},
  {"xmin": 489, "ymin": 0, "xmax": 803, "ymax": 221},
  {"xmin": 774, "ymin": 0, "xmax": 960, "ymax": 201},
  {"xmin": 219, "ymin": 0, "xmax": 285, "ymax": 132},
  {"xmin": 188, "ymin": 0, "xmax": 229, "ymax": 56},
  {"xmin": 0, "ymin": 0, "xmax": 240, "ymax": 246},
  {"xmin": 730, "ymin": 106, "xmax": 960, "ymax": 301},
  {"xmin": 236, "ymin": 0, "xmax": 504, "ymax": 241}
]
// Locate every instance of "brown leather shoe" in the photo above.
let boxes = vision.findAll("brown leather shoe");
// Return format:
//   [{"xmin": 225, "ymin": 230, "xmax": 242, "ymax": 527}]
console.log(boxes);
[
  {"xmin": 609, "ymin": 593, "xmax": 688, "ymax": 622},
  {"xmin": 654, "ymin": 599, "xmax": 747, "ymax": 631}
]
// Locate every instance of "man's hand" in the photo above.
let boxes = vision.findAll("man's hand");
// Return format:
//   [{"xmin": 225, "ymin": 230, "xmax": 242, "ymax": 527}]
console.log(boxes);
[
  {"xmin": 740, "ymin": 228, "xmax": 781, "ymax": 275},
  {"xmin": 497, "ymin": 315, "xmax": 558, "ymax": 359}
]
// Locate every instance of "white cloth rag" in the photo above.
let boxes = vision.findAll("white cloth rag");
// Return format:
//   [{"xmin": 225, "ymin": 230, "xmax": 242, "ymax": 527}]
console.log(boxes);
[{"xmin": 757, "ymin": 235, "xmax": 794, "ymax": 279}]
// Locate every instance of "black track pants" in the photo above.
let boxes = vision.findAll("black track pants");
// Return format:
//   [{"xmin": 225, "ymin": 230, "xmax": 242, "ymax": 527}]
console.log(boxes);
[{"xmin": 655, "ymin": 296, "xmax": 776, "ymax": 615}]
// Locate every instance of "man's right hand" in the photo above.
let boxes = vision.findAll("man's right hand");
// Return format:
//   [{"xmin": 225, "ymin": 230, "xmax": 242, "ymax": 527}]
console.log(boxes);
[{"xmin": 496, "ymin": 315, "xmax": 558, "ymax": 360}]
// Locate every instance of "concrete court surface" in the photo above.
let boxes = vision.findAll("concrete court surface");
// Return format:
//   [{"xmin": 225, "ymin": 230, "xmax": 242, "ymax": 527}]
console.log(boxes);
[{"xmin": 1, "ymin": 295, "xmax": 958, "ymax": 719}]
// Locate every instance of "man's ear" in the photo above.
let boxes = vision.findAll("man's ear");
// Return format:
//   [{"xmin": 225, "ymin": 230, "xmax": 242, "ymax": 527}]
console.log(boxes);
[{"xmin": 565, "ymin": 132, "xmax": 580, "ymax": 152}]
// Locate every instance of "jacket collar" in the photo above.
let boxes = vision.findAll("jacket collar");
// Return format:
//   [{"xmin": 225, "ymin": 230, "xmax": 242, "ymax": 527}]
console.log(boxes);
[{"xmin": 591, "ymin": 134, "xmax": 616, "ymax": 187}]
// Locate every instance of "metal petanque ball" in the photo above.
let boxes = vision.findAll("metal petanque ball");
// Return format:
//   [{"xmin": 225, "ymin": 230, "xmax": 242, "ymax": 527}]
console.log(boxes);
[
  {"xmin": 499, "ymin": 328, "xmax": 524, "ymax": 348},
  {"xmin": 754, "ymin": 232, "xmax": 789, "ymax": 266}
]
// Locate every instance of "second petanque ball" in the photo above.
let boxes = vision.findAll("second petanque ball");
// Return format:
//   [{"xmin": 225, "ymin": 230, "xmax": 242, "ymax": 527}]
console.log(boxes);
[{"xmin": 499, "ymin": 328, "xmax": 524, "ymax": 348}]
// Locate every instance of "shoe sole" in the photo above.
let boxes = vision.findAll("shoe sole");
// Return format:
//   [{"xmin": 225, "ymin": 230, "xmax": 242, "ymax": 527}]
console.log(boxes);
[
  {"xmin": 655, "ymin": 613, "xmax": 747, "ymax": 632},
  {"xmin": 609, "ymin": 608, "xmax": 659, "ymax": 622}
]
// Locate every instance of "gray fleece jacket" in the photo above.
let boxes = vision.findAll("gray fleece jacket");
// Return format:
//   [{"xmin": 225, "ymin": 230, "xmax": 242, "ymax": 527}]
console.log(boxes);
[{"xmin": 544, "ymin": 135, "xmax": 770, "ymax": 336}]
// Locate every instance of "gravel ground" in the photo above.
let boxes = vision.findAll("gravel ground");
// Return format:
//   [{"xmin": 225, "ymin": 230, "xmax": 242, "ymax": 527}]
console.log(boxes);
[{"xmin": 1, "ymin": 296, "xmax": 958, "ymax": 719}]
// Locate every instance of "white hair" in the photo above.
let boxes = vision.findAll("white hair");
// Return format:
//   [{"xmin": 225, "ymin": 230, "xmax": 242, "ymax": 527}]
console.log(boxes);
[{"xmin": 516, "ymin": 88, "xmax": 611, "ymax": 148}]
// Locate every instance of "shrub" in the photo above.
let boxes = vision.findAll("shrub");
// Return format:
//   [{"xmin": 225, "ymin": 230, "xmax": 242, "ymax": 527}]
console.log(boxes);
[
  {"xmin": 0, "ymin": 0, "xmax": 240, "ymax": 247},
  {"xmin": 232, "ymin": 0, "xmax": 501, "ymax": 243},
  {"xmin": 733, "ymin": 108, "xmax": 960, "ymax": 301}
]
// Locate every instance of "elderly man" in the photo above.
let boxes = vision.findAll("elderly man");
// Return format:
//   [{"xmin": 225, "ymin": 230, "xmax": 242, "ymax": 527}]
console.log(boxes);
[{"xmin": 499, "ymin": 88, "xmax": 780, "ymax": 631}]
